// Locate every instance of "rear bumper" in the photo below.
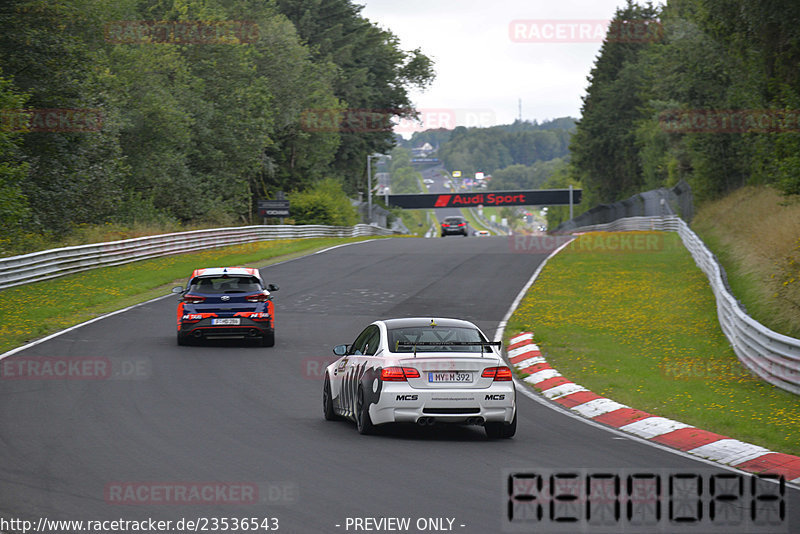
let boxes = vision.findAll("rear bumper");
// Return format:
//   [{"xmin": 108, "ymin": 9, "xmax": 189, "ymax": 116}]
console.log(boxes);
[
  {"xmin": 369, "ymin": 382, "xmax": 516, "ymax": 425},
  {"xmin": 179, "ymin": 317, "xmax": 273, "ymax": 339}
]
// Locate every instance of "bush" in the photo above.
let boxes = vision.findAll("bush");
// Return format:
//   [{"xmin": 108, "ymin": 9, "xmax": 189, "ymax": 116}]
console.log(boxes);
[{"xmin": 288, "ymin": 179, "xmax": 359, "ymax": 226}]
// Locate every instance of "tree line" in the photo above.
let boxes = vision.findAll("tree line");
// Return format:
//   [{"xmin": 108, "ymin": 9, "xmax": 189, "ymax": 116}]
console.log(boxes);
[
  {"xmin": 0, "ymin": 0, "xmax": 433, "ymax": 253},
  {"xmin": 437, "ymin": 119, "xmax": 574, "ymax": 178},
  {"xmin": 570, "ymin": 0, "xmax": 800, "ymax": 210},
  {"xmin": 394, "ymin": 118, "xmax": 576, "ymax": 193}
]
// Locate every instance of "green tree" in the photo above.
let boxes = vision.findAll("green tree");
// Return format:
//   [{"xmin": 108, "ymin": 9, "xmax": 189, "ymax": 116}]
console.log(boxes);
[
  {"xmin": 489, "ymin": 158, "xmax": 568, "ymax": 190},
  {"xmin": 388, "ymin": 146, "xmax": 421, "ymax": 194},
  {"xmin": 438, "ymin": 119, "xmax": 573, "ymax": 176},
  {"xmin": 570, "ymin": 1, "xmax": 661, "ymax": 206},
  {"xmin": 0, "ymin": 0, "xmax": 129, "ymax": 234},
  {"xmin": 579, "ymin": 0, "xmax": 800, "ymax": 203},
  {"xmin": 275, "ymin": 0, "xmax": 434, "ymax": 192},
  {"xmin": 0, "ymin": 0, "xmax": 435, "ymax": 250},
  {"xmin": 540, "ymin": 161, "xmax": 583, "ymax": 229},
  {"xmin": 0, "ymin": 73, "xmax": 30, "ymax": 249}
]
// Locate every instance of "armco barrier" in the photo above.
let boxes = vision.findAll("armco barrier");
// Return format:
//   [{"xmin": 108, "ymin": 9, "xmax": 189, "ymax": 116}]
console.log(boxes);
[
  {"xmin": 0, "ymin": 224, "xmax": 397, "ymax": 291},
  {"xmin": 558, "ymin": 215, "xmax": 800, "ymax": 395}
]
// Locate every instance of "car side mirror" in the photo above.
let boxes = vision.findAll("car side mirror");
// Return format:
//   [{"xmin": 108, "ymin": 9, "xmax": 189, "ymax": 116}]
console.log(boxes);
[
  {"xmin": 171, "ymin": 286, "xmax": 184, "ymax": 295},
  {"xmin": 332, "ymin": 344, "xmax": 349, "ymax": 356},
  {"xmin": 268, "ymin": 284, "xmax": 279, "ymax": 292}
]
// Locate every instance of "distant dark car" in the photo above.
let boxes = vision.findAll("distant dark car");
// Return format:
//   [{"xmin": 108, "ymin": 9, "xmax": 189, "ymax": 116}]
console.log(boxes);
[
  {"xmin": 440, "ymin": 216, "xmax": 468, "ymax": 237},
  {"xmin": 173, "ymin": 267, "xmax": 278, "ymax": 346}
]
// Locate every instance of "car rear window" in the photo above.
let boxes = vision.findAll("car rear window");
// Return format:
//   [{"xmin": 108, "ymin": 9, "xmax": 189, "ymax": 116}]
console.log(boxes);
[
  {"xmin": 388, "ymin": 326, "xmax": 486, "ymax": 352},
  {"xmin": 190, "ymin": 276, "xmax": 262, "ymax": 294}
]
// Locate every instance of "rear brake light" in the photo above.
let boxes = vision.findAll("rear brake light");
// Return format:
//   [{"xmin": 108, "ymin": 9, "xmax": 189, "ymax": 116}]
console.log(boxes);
[
  {"xmin": 182, "ymin": 294, "xmax": 206, "ymax": 304},
  {"xmin": 381, "ymin": 367, "xmax": 421, "ymax": 381},
  {"xmin": 458, "ymin": 222, "xmax": 465, "ymax": 226},
  {"xmin": 481, "ymin": 366, "xmax": 513, "ymax": 381},
  {"xmin": 246, "ymin": 292, "xmax": 270, "ymax": 302}
]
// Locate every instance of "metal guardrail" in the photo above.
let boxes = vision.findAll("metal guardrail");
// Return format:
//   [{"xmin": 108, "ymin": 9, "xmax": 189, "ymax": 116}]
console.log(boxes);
[
  {"xmin": 0, "ymin": 224, "xmax": 397, "ymax": 291},
  {"xmin": 560, "ymin": 215, "xmax": 800, "ymax": 395},
  {"xmin": 555, "ymin": 180, "xmax": 694, "ymax": 232},
  {"xmin": 561, "ymin": 215, "xmax": 683, "ymax": 233}
]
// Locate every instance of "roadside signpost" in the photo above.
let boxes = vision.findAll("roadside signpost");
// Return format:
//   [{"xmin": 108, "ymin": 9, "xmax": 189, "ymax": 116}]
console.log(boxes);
[{"xmin": 259, "ymin": 195, "xmax": 290, "ymax": 224}]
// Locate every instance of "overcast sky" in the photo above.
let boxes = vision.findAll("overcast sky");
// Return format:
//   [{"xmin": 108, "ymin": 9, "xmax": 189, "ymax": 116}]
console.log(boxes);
[{"xmin": 358, "ymin": 0, "xmax": 644, "ymax": 134}]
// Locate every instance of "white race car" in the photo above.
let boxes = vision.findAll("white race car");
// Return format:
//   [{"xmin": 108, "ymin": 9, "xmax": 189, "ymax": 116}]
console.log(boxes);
[{"xmin": 323, "ymin": 318, "xmax": 517, "ymax": 438}]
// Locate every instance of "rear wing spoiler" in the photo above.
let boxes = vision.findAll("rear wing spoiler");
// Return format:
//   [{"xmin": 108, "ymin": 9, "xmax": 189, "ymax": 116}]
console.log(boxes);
[{"xmin": 395, "ymin": 340, "xmax": 502, "ymax": 356}]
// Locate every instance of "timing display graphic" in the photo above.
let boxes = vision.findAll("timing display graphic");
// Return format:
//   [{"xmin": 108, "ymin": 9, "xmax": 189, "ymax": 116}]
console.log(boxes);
[{"xmin": 503, "ymin": 468, "xmax": 786, "ymax": 533}]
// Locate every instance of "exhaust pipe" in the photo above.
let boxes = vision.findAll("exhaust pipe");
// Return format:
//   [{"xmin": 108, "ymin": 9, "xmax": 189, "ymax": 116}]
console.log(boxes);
[
  {"xmin": 426, "ymin": 417, "xmax": 435, "ymax": 426},
  {"xmin": 417, "ymin": 417, "xmax": 436, "ymax": 426},
  {"xmin": 192, "ymin": 330, "xmax": 203, "ymax": 338},
  {"xmin": 248, "ymin": 329, "xmax": 259, "ymax": 337}
]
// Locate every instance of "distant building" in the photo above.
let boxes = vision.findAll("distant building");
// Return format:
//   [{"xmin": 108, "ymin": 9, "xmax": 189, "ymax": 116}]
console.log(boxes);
[{"xmin": 411, "ymin": 142, "xmax": 435, "ymax": 158}]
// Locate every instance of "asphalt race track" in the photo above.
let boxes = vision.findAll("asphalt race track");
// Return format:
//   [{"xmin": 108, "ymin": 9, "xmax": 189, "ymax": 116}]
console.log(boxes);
[{"xmin": 0, "ymin": 237, "xmax": 797, "ymax": 533}]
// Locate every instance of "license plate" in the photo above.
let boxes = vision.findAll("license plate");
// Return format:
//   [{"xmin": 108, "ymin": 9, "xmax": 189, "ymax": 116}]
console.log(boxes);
[
  {"xmin": 428, "ymin": 371, "xmax": 472, "ymax": 383},
  {"xmin": 212, "ymin": 318, "xmax": 240, "ymax": 326}
]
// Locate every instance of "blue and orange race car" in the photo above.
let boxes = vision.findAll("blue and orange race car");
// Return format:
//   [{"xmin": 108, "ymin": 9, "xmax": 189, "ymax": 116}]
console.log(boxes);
[{"xmin": 172, "ymin": 267, "xmax": 279, "ymax": 346}]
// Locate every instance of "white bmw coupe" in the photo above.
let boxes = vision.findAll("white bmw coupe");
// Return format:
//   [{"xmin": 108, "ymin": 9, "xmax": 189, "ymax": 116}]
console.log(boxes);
[{"xmin": 323, "ymin": 317, "xmax": 517, "ymax": 438}]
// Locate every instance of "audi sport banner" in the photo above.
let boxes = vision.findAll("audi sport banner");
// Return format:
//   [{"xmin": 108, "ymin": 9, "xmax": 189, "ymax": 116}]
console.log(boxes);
[{"xmin": 387, "ymin": 189, "xmax": 581, "ymax": 209}]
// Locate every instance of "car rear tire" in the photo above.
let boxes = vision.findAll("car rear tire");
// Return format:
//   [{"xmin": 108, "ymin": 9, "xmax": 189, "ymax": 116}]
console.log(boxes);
[
  {"xmin": 485, "ymin": 411, "xmax": 516, "ymax": 439},
  {"xmin": 323, "ymin": 375, "xmax": 338, "ymax": 421},
  {"xmin": 177, "ymin": 332, "xmax": 190, "ymax": 346},
  {"xmin": 356, "ymin": 387, "xmax": 374, "ymax": 435},
  {"xmin": 261, "ymin": 330, "xmax": 275, "ymax": 347}
]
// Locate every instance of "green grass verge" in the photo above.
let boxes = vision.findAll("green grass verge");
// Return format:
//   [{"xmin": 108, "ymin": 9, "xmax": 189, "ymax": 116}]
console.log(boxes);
[
  {"xmin": 482, "ymin": 206, "xmax": 500, "ymax": 220},
  {"xmin": 505, "ymin": 231, "xmax": 800, "ymax": 455},
  {"xmin": 480, "ymin": 206, "xmax": 519, "ymax": 232},
  {"xmin": 398, "ymin": 208, "xmax": 435, "ymax": 237},
  {"xmin": 694, "ymin": 229, "xmax": 779, "ymax": 332},
  {"xmin": 0, "ymin": 237, "xmax": 391, "ymax": 354},
  {"xmin": 691, "ymin": 186, "xmax": 800, "ymax": 338},
  {"xmin": 461, "ymin": 208, "xmax": 494, "ymax": 235}
]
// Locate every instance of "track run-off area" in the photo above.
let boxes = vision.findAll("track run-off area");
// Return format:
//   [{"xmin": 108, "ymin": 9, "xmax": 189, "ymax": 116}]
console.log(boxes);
[{"xmin": 0, "ymin": 236, "xmax": 797, "ymax": 533}]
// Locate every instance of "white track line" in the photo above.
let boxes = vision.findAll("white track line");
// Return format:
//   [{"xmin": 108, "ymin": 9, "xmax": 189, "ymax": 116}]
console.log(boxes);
[{"xmin": 0, "ymin": 239, "xmax": 377, "ymax": 362}]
